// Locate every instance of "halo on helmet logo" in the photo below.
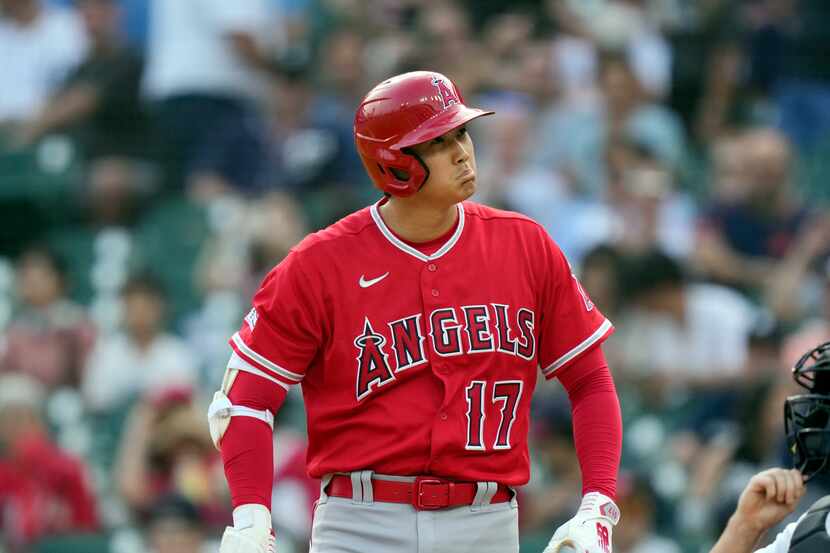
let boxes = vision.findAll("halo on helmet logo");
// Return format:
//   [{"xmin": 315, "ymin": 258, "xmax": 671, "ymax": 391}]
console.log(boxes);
[{"xmin": 432, "ymin": 76, "xmax": 458, "ymax": 109}]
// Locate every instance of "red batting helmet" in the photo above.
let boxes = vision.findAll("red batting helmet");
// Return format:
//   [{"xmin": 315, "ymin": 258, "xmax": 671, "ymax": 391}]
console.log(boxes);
[{"xmin": 354, "ymin": 71, "xmax": 494, "ymax": 197}]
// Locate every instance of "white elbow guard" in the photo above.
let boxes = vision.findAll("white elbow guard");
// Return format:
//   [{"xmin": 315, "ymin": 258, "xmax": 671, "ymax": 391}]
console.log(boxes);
[{"xmin": 207, "ymin": 388, "xmax": 275, "ymax": 449}]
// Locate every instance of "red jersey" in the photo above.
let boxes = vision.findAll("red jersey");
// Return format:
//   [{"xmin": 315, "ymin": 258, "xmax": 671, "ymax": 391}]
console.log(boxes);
[{"xmin": 229, "ymin": 200, "xmax": 613, "ymax": 486}]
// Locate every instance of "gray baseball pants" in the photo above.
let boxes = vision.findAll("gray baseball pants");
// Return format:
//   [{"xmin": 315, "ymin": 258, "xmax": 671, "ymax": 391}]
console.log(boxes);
[{"xmin": 309, "ymin": 472, "xmax": 520, "ymax": 553}]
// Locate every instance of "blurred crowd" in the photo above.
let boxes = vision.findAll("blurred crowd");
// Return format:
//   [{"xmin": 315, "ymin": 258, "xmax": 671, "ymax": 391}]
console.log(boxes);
[{"xmin": 0, "ymin": 0, "xmax": 829, "ymax": 552}]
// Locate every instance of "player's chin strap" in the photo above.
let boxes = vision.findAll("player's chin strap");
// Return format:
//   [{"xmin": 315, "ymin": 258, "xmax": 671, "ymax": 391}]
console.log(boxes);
[
  {"xmin": 208, "ymin": 390, "xmax": 274, "ymax": 450},
  {"xmin": 544, "ymin": 492, "xmax": 620, "ymax": 553}
]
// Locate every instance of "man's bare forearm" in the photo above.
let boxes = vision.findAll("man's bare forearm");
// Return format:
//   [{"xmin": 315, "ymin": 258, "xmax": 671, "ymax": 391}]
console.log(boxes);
[{"xmin": 710, "ymin": 515, "xmax": 764, "ymax": 553}]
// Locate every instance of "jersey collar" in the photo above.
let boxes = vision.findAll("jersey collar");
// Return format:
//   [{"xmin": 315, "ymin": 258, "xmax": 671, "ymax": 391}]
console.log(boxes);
[{"xmin": 370, "ymin": 201, "xmax": 466, "ymax": 262}]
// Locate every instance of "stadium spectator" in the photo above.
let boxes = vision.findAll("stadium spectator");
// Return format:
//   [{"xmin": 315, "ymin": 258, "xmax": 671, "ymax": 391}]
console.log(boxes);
[
  {"xmin": 615, "ymin": 249, "xmax": 756, "ymax": 406},
  {"xmin": 0, "ymin": 373, "xmax": 98, "ymax": 550},
  {"xmin": 183, "ymin": 191, "xmax": 309, "ymax": 391},
  {"xmin": 270, "ymin": 434, "xmax": 319, "ymax": 549},
  {"xmin": 781, "ymin": 261, "xmax": 830, "ymax": 368},
  {"xmin": 542, "ymin": 0, "xmax": 601, "ymax": 103},
  {"xmin": 143, "ymin": 0, "xmax": 273, "ymax": 197},
  {"xmin": 476, "ymin": 98, "xmax": 558, "ymax": 205},
  {"xmin": 15, "ymin": 0, "xmax": 148, "ymax": 161},
  {"xmin": 575, "ymin": 0, "xmax": 672, "ymax": 100},
  {"xmin": 521, "ymin": 397, "xmax": 583, "ymax": 541},
  {"xmin": 662, "ymin": 0, "xmax": 745, "ymax": 143},
  {"xmin": 80, "ymin": 157, "xmax": 154, "ymax": 228},
  {"xmin": 144, "ymin": 494, "xmax": 207, "ymax": 553},
  {"xmin": 315, "ymin": 26, "xmax": 371, "ymax": 117},
  {"xmin": 478, "ymin": 11, "xmax": 536, "ymax": 95},
  {"xmin": 245, "ymin": 191, "xmax": 308, "ymax": 284},
  {"xmin": 0, "ymin": 246, "xmax": 95, "ymax": 389},
  {"xmin": 114, "ymin": 388, "xmax": 229, "ymax": 530},
  {"xmin": 766, "ymin": 0, "xmax": 830, "ymax": 151},
  {"xmin": 694, "ymin": 128, "xmax": 830, "ymax": 320},
  {"xmin": 480, "ymin": 96, "xmax": 618, "ymax": 264},
  {"xmin": 0, "ymin": 0, "xmax": 86, "ymax": 132},
  {"xmin": 82, "ymin": 273, "xmax": 197, "ymax": 412},
  {"xmin": 707, "ymin": 132, "xmax": 752, "ymax": 204},
  {"xmin": 608, "ymin": 143, "xmax": 696, "ymax": 260},
  {"xmin": 578, "ymin": 244, "xmax": 626, "ymax": 323},
  {"xmin": 524, "ymin": 36, "xmax": 608, "ymax": 197},
  {"xmin": 531, "ymin": 50, "xmax": 687, "ymax": 197},
  {"xmin": 257, "ymin": 66, "xmax": 368, "ymax": 226},
  {"xmin": 414, "ymin": 1, "xmax": 484, "ymax": 96},
  {"xmin": 613, "ymin": 474, "xmax": 681, "ymax": 553},
  {"xmin": 599, "ymin": 52, "xmax": 688, "ymax": 184}
]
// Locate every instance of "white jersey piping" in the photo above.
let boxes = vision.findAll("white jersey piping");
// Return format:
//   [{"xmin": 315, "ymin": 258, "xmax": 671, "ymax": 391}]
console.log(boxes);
[
  {"xmin": 231, "ymin": 332, "xmax": 304, "ymax": 382},
  {"xmin": 370, "ymin": 202, "xmax": 465, "ymax": 262},
  {"xmin": 542, "ymin": 319, "xmax": 613, "ymax": 376}
]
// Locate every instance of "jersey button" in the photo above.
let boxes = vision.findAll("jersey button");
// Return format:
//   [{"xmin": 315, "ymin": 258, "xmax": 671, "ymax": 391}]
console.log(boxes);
[
  {"xmin": 428, "ymin": 263, "xmax": 437, "ymax": 272},
  {"xmin": 431, "ymin": 289, "xmax": 439, "ymax": 297},
  {"xmin": 440, "ymin": 413, "xmax": 448, "ymax": 421}
]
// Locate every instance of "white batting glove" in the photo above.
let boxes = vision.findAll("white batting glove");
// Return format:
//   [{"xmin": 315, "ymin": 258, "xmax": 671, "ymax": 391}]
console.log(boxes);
[
  {"xmin": 543, "ymin": 492, "xmax": 620, "ymax": 553},
  {"xmin": 219, "ymin": 504, "xmax": 276, "ymax": 553}
]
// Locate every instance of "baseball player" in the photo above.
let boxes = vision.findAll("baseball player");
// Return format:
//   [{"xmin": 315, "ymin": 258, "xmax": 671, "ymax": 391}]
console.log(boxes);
[
  {"xmin": 207, "ymin": 71, "xmax": 623, "ymax": 553},
  {"xmin": 710, "ymin": 341, "xmax": 830, "ymax": 553}
]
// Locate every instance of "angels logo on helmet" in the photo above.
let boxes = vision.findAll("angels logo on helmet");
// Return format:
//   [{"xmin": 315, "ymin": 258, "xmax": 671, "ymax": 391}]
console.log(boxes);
[{"xmin": 432, "ymin": 76, "xmax": 459, "ymax": 109}]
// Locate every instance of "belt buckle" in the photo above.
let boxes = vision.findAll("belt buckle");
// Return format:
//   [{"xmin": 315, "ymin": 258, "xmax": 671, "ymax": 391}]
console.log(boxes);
[{"xmin": 414, "ymin": 477, "xmax": 451, "ymax": 510}]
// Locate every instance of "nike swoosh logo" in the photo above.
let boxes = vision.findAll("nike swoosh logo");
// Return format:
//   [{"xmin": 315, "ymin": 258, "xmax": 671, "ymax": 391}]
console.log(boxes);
[{"xmin": 359, "ymin": 272, "xmax": 390, "ymax": 288}]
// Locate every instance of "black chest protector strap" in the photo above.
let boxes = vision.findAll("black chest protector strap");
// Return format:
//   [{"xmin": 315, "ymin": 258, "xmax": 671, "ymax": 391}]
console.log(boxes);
[{"xmin": 789, "ymin": 495, "xmax": 830, "ymax": 553}]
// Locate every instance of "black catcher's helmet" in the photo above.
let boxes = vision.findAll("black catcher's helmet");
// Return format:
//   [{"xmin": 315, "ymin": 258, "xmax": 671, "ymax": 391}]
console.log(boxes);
[{"xmin": 785, "ymin": 342, "xmax": 830, "ymax": 481}]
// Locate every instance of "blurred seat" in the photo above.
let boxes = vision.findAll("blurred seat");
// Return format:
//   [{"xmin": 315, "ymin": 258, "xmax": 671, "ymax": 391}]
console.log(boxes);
[
  {"xmin": 47, "ymin": 227, "xmax": 97, "ymax": 304},
  {"xmin": 0, "ymin": 135, "xmax": 82, "ymax": 212},
  {"xmin": 32, "ymin": 533, "xmax": 110, "ymax": 553},
  {"xmin": 0, "ymin": 134, "xmax": 84, "ymax": 256},
  {"xmin": 86, "ymin": 398, "xmax": 136, "ymax": 470},
  {"xmin": 133, "ymin": 196, "xmax": 209, "ymax": 324}
]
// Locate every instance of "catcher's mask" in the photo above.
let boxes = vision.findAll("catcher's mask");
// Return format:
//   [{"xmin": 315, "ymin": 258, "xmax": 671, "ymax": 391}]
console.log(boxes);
[{"xmin": 786, "ymin": 341, "xmax": 830, "ymax": 481}]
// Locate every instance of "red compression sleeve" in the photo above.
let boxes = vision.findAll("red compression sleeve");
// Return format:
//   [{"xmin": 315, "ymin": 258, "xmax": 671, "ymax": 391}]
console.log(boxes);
[
  {"xmin": 556, "ymin": 346, "xmax": 622, "ymax": 499},
  {"xmin": 222, "ymin": 370, "xmax": 288, "ymax": 509}
]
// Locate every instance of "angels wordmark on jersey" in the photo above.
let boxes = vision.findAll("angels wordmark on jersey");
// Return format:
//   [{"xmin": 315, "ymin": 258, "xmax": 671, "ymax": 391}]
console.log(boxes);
[
  {"xmin": 228, "ymin": 200, "xmax": 614, "ymax": 485},
  {"xmin": 354, "ymin": 303, "xmax": 535, "ymax": 402}
]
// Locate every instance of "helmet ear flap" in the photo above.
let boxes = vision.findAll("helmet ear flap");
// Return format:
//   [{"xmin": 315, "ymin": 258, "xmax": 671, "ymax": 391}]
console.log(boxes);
[
  {"xmin": 366, "ymin": 149, "xmax": 430, "ymax": 197},
  {"xmin": 401, "ymin": 147, "xmax": 430, "ymax": 192}
]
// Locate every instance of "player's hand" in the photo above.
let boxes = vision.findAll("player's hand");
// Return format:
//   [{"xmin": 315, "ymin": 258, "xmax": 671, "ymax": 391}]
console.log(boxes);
[
  {"xmin": 543, "ymin": 492, "xmax": 620, "ymax": 553},
  {"xmin": 732, "ymin": 468, "xmax": 805, "ymax": 535},
  {"xmin": 219, "ymin": 504, "xmax": 276, "ymax": 553}
]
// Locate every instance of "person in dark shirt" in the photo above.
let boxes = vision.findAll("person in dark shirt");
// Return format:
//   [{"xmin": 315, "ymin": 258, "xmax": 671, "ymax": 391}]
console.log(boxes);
[
  {"xmin": 774, "ymin": 0, "xmax": 830, "ymax": 151},
  {"xmin": 694, "ymin": 128, "xmax": 830, "ymax": 321},
  {"xmin": 16, "ymin": 0, "xmax": 148, "ymax": 160},
  {"xmin": 257, "ymin": 66, "xmax": 370, "ymax": 227}
]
